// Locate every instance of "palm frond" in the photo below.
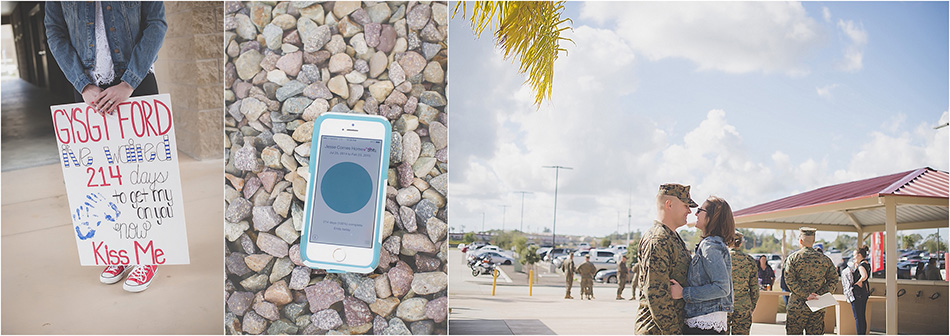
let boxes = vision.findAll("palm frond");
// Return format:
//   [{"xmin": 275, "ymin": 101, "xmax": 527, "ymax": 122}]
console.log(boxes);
[{"xmin": 453, "ymin": 1, "xmax": 573, "ymax": 107}]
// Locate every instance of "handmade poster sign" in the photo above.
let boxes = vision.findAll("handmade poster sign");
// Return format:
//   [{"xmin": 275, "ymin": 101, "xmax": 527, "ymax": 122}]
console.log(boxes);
[{"xmin": 51, "ymin": 94, "xmax": 189, "ymax": 265}]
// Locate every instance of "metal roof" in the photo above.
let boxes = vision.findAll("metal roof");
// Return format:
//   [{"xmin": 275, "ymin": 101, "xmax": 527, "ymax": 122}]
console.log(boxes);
[
  {"xmin": 734, "ymin": 167, "xmax": 949, "ymax": 232},
  {"xmin": 735, "ymin": 167, "xmax": 948, "ymax": 217}
]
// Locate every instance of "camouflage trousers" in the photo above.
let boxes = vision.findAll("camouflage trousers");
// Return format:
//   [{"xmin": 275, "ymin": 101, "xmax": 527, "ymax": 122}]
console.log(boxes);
[
  {"xmin": 581, "ymin": 278, "xmax": 594, "ymax": 298},
  {"xmin": 727, "ymin": 311, "xmax": 752, "ymax": 335},
  {"xmin": 565, "ymin": 279, "xmax": 573, "ymax": 297},
  {"xmin": 616, "ymin": 276, "xmax": 627, "ymax": 297},
  {"xmin": 786, "ymin": 309, "xmax": 825, "ymax": 335}
]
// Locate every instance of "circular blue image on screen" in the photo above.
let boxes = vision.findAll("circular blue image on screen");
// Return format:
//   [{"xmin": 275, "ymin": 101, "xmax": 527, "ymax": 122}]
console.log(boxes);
[{"xmin": 321, "ymin": 162, "xmax": 373, "ymax": 214}]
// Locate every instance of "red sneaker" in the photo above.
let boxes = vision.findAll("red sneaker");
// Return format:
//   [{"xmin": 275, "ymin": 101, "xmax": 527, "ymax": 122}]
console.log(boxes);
[
  {"xmin": 123, "ymin": 265, "xmax": 157, "ymax": 292},
  {"xmin": 100, "ymin": 265, "xmax": 128, "ymax": 284}
]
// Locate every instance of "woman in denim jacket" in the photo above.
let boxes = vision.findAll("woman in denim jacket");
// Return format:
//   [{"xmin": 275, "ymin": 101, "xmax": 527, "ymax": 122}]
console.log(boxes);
[
  {"xmin": 45, "ymin": 1, "xmax": 166, "ymax": 115},
  {"xmin": 670, "ymin": 196, "xmax": 735, "ymax": 334},
  {"xmin": 44, "ymin": 1, "xmax": 166, "ymax": 292}
]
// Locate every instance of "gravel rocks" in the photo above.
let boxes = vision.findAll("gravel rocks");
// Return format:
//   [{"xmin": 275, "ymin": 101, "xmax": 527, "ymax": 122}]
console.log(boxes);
[{"xmin": 226, "ymin": 2, "xmax": 447, "ymax": 334}]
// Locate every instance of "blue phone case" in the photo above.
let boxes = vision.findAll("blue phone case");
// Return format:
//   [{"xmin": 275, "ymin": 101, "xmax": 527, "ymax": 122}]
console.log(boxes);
[{"xmin": 300, "ymin": 113, "xmax": 391, "ymax": 273}]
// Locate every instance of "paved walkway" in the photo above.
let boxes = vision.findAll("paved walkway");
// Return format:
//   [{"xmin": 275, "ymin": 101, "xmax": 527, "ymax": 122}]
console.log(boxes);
[
  {"xmin": 449, "ymin": 249, "xmax": 795, "ymax": 335},
  {"xmin": 1, "ymin": 157, "xmax": 223, "ymax": 334}
]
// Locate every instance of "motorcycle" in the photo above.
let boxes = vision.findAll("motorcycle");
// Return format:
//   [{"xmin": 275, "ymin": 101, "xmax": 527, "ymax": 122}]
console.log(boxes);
[{"xmin": 471, "ymin": 255, "xmax": 497, "ymax": 277}]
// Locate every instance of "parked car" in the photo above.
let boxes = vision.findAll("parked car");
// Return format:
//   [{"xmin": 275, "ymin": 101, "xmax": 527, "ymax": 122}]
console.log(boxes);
[
  {"xmin": 544, "ymin": 248, "xmax": 574, "ymax": 262},
  {"xmin": 594, "ymin": 268, "xmax": 635, "ymax": 284},
  {"xmin": 467, "ymin": 244, "xmax": 502, "ymax": 258},
  {"xmin": 577, "ymin": 242, "xmax": 592, "ymax": 251},
  {"xmin": 555, "ymin": 249, "xmax": 618, "ymax": 273},
  {"xmin": 470, "ymin": 250, "xmax": 515, "ymax": 265}
]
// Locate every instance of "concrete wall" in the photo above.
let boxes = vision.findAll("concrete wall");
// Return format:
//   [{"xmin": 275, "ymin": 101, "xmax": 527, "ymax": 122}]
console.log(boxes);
[
  {"xmin": 154, "ymin": 1, "xmax": 223, "ymax": 160},
  {"xmin": 867, "ymin": 279, "xmax": 949, "ymax": 334}
]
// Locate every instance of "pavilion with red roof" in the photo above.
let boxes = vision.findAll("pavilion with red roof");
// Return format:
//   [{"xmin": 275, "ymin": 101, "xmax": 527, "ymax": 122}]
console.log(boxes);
[{"xmin": 734, "ymin": 167, "xmax": 948, "ymax": 334}]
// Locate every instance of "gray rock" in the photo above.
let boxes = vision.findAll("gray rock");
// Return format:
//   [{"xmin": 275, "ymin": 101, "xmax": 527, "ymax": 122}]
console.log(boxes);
[
  {"xmin": 270, "ymin": 257, "xmax": 295, "ymax": 283},
  {"xmin": 311, "ymin": 309, "xmax": 344, "ymax": 330},
  {"xmin": 227, "ymin": 252, "xmax": 253, "ymax": 277},
  {"xmin": 373, "ymin": 315, "xmax": 389, "ymax": 335},
  {"xmin": 418, "ymin": 91, "xmax": 446, "ymax": 107},
  {"xmin": 394, "ymin": 114, "xmax": 419, "ymax": 133},
  {"xmin": 252, "ymin": 206, "xmax": 282, "ymax": 232},
  {"xmin": 283, "ymin": 302, "xmax": 308, "ymax": 321},
  {"xmin": 428, "ymin": 174, "xmax": 447, "ymax": 196},
  {"xmin": 337, "ymin": 16, "xmax": 363, "ymax": 38},
  {"xmin": 234, "ymin": 143, "xmax": 261, "ymax": 171},
  {"xmin": 429, "ymin": 121, "xmax": 447, "ymax": 150},
  {"xmin": 225, "ymin": 220, "xmax": 250, "ymax": 242},
  {"xmin": 276, "ymin": 80, "xmax": 307, "ymax": 101},
  {"xmin": 414, "ymin": 253, "xmax": 441, "ymax": 272},
  {"xmin": 303, "ymin": 81, "xmax": 333, "ymax": 100},
  {"xmin": 240, "ymin": 274, "xmax": 269, "ymax": 292},
  {"xmin": 234, "ymin": 14, "xmax": 258, "ymax": 40},
  {"xmin": 396, "ymin": 187, "xmax": 421, "ymax": 207},
  {"xmin": 282, "ymin": 96, "xmax": 314, "ymax": 115},
  {"xmin": 226, "ymin": 197, "xmax": 253, "ymax": 222},
  {"xmin": 383, "ymin": 235, "xmax": 402, "ymax": 255},
  {"xmin": 420, "ymin": 21, "xmax": 443, "ymax": 43},
  {"xmin": 383, "ymin": 318, "xmax": 411, "ymax": 335},
  {"xmin": 422, "ymin": 42, "xmax": 442, "ymax": 61},
  {"xmin": 242, "ymin": 311, "xmax": 268, "ymax": 334},
  {"xmin": 355, "ymin": 278, "xmax": 378, "ymax": 304},
  {"xmin": 225, "ymin": 312, "xmax": 241, "ymax": 335},
  {"xmin": 262, "ymin": 24, "xmax": 283, "ymax": 50},
  {"xmin": 397, "ymin": 162, "xmax": 414, "ymax": 188},
  {"xmin": 414, "ymin": 199, "xmax": 438, "ymax": 225},
  {"xmin": 227, "ymin": 291, "xmax": 255, "ymax": 316},
  {"xmin": 299, "ymin": 18, "xmax": 331, "ymax": 52},
  {"xmin": 344, "ymin": 296, "xmax": 373, "ymax": 326},
  {"xmin": 305, "ymin": 279, "xmax": 345, "ymax": 312},
  {"xmin": 266, "ymin": 320, "xmax": 298, "ymax": 335},
  {"xmin": 367, "ymin": 3, "xmax": 392, "ymax": 23},
  {"xmin": 390, "ymin": 132, "xmax": 403, "ymax": 164},
  {"xmin": 388, "ymin": 62, "xmax": 406, "ymax": 86},
  {"xmin": 399, "ymin": 206, "xmax": 417, "ymax": 232},
  {"xmin": 257, "ymin": 232, "xmax": 289, "ymax": 257},
  {"xmin": 395, "ymin": 297, "xmax": 428, "ymax": 322},
  {"xmin": 426, "ymin": 217, "xmax": 447, "ymax": 243},
  {"xmin": 289, "ymin": 266, "xmax": 311, "ymax": 290},
  {"xmin": 412, "ymin": 157, "xmax": 436, "ymax": 177},
  {"xmin": 415, "ymin": 103, "xmax": 440, "ymax": 126},
  {"xmin": 375, "ymin": 273, "xmax": 392, "ymax": 299},
  {"xmin": 410, "ymin": 272, "xmax": 447, "ymax": 295},
  {"xmin": 406, "ymin": 4, "xmax": 431, "ymax": 30},
  {"xmin": 410, "ymin": 321, "xmax": 435, "ymax": 335},
  {"xmin": 253, "ymin": 300, "xmax": 280, "ymax": 321},
  {"xmin": 401, "ymin": 131, "xmax": 421, "ymax": 166}
]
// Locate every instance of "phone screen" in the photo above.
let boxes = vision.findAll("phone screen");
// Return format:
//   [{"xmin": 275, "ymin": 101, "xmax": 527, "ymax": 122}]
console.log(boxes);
[{"xmin": 309, "ymin": 135, "xmax": 383, "ymax": 248}]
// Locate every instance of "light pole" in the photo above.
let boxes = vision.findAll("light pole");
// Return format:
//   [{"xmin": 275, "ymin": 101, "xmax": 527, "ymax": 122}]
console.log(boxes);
[
  {"xmin": 543, "ymin": 165, "xmax": 572, "ymax": 249},
  {"xmin": 513, "ymin": 191, "xmax": 532, "ymax": 232},
  {"xmin": 499, "ymin": 205, "xmax": 510, "ymax": 231}
]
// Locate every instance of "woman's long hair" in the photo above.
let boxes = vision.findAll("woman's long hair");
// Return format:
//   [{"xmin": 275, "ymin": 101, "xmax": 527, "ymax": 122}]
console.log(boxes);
[{"xmin": 700, "ymin": 196, "xmax": 735, "ymax": 244}]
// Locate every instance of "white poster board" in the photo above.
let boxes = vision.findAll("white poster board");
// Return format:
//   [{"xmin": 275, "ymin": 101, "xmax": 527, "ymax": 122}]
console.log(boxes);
[{"xmin": 51, "ymin": 94, "xmax": 189, "ymax": 265}]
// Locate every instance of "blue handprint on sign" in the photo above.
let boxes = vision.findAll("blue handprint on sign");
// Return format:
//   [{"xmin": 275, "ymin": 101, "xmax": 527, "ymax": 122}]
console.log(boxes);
[{"xmin": 73, "ymin": 192, "xmax": 121, "ymax": 240}]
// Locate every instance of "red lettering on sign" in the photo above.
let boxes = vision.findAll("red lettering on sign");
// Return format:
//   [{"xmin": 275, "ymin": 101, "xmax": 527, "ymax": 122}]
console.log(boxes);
[{"xmin": 134, "ymin": 240, "xmax": 166, "ymax": 265}]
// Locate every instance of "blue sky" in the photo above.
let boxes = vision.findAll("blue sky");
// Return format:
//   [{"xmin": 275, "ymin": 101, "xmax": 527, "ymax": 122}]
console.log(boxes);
[{"xmin": 448, "ymin": 2, "xmax": 949, "ymax": 244}]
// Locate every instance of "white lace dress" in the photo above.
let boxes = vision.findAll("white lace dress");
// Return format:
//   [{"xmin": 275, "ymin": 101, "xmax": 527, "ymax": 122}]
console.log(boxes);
[
  {"xmin": 685, "ymin": 311, "xmax": 729, "ymax": 333},
  {"xmin": 86, "ymin": 1, "xmax": 115, "ymax": 86}
]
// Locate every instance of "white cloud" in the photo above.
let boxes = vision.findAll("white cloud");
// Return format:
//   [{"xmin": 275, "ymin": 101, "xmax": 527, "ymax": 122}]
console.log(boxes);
[
  {"xmin": 836, "ymin": 111, "xmax": 950, "ymax": 180},
  {"xmin": 823, "ymin": 7, "xmax": 832, "ymax": 23},
  {"xmin": 837, "ymin": 19, "xmax": 868, "ymax": 72},
  {"xmin": 816, "ymin": 83, "xmax": 840, "ymax": 99},
  {"xmin": 579, "ymin": 2, "xmax": 823, "ymax": 76}
]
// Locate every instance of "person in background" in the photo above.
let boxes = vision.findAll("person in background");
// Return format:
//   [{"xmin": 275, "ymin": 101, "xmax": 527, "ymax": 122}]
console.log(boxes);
[
  {"xmin": 45, "ymin": 1, "xmax": 166, "ymax": 293},
  {"xmin": 561, "ymin": 252, "xmax": 575, "ymax": 299},
  {"xmin": 844, "ymin": 246, "xmax": 871, "ymax": 335},
  {"xmin": 728, "ymin": 231, "xmax": 758, "ymax": 335},
  {"xmin": 757, "ymin": 255, "xmax": 775, "ymax": 290},
  {"xmin": 617, "ymin": 254, "xmax": 630, "ymax": 300},
  {"xmin": 783, "ymin": 227, "xmax": 838, "ymax": 335},
  {"xmin": 924, "ymin": 258, "xmax": 941, "ymax": 280},
  {"xmin": 577, "ymin": 255, "xmax": 597, "ymax": 300}
]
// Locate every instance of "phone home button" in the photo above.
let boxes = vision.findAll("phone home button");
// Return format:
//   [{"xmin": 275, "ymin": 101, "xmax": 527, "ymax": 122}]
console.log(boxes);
[{"xmin": 333, "ymin": 248, "xmax": 346, "ymax": 262}]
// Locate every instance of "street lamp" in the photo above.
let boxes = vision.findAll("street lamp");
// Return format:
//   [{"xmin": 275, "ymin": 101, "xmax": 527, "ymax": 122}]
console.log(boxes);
[
  {"xmin": 543, "ymin": 165, "xmax": 573, "ymax": 249},
  {"xmin": 513, "ymin": 191, "xmax": 533, "ymax": 232},
  {"xmin": 499, "ymin": 205, "xmax": 510, "ymax": 231}
]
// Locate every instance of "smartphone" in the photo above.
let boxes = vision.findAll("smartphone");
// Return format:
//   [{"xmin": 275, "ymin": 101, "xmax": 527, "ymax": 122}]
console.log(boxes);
[{"xmin": 300, "ymin": 113, "xmax": 391, "ymax": 273}]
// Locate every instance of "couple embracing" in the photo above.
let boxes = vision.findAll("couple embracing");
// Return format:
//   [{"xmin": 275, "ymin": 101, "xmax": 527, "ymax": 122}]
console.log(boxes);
[{"xmin": 635, "ymin": 184, "xmax": 737, "ymax": 335}]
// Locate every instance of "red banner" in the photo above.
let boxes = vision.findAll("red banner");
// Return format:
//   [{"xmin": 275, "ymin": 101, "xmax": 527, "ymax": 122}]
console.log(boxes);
[{"xmin": 871, "ymin": 232, "xmax": 884, "ymax": 273}]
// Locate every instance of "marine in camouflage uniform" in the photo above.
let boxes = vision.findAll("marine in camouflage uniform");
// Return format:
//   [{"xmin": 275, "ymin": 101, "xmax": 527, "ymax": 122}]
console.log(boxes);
[
  {"xmin": 617, "ymin": 255, "xmax": 630, "ymax": 300},
  {"xmin": 562, "ymin": 254, "xmax": 575, "ymax": 299},
  {"xmin": 629, "ymin": 261, "xmax": 640, "ymax": 300},
  {"xmin": 635, "ymin": 183, "xmax": 697, "ymax": 335},
  {"xmin": 727, "ymin": 231, "xmax": 758, "ymax": 335},
  {"xmin": 577, "ymin": 256, "xmax": 597, "ymax": 300},
  {"xmin": 784, "ymin": 227, "xmax": 838, "ymax": 335}
]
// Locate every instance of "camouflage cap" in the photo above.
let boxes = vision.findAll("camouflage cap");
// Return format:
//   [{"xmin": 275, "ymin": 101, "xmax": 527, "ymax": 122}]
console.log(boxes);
[
  {"xmin": 658, "ymin": 183, "xmax": 699, "ymax": 207},
  {"xmin": 799, "ymin": 227, "xmax": 817, "ymax": 236}
]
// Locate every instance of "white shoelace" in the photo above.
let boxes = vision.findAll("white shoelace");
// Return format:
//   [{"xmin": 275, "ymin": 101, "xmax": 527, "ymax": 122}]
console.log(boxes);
[{"xmin": 127, "ymin": 265, "xmax": 154, "ymax": 282}]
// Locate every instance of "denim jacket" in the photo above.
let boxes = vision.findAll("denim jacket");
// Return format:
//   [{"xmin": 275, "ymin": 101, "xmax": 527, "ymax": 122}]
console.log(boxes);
[
  {"xmin": 45, "ymin": 1, "xmax": 166, "ymax": 92},
  {"xmin": 683, "ymin": 236, "xmax": 734, "ymax": 318}
]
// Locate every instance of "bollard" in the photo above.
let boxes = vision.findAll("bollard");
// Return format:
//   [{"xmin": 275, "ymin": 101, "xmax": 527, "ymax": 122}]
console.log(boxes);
[
  {"xmin": 529, "ymin": 269, "xmax": 534, "ymax": 296},
  {"xmin": 492, "ymin": 268, "xmax": 498, "ymax": 296}
]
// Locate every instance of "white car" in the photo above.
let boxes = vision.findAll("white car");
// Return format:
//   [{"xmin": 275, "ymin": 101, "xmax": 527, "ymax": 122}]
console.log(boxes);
[
  {"xmin": 577, "ymin": 242, "xmax": 592, "ymax": 251},
  {"xmin": 472, "ymin": 250, "xmax": 515, "ymax": 265},
  {"xmin": 750, "ymin": 253, "xmax": 783, "ymax": 270},
  {"xmin": 467, "ymin": 245, "xmax": 502, "ymax": 258}
]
